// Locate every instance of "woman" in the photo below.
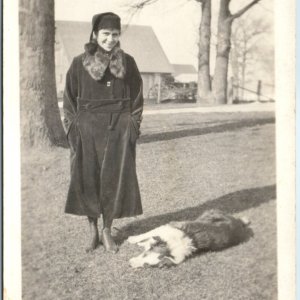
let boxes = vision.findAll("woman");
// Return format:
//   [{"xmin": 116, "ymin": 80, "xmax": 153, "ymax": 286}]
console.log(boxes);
[{"xmin": 63, "ymin": 12, "xmax": 143, "ymax": 253}]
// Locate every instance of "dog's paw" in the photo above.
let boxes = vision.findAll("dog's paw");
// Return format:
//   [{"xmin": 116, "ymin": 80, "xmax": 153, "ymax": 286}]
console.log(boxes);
[
  {"xmin": 129, "ymin": 257, "xmax": 143, "ymax": 268},
  {"xmin": 127, "ymin": 236, "xmax": 139, "ymax": 244}
]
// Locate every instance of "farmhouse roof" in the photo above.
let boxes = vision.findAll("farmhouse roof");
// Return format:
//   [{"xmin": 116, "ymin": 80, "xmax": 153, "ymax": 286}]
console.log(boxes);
[
  {"xmin": 172, "ymin": 64, "xmax": 197, "ymax": 76},
  {"xmin": 55, "ymin": 20, "xmax": 173, "ymax": 74}
]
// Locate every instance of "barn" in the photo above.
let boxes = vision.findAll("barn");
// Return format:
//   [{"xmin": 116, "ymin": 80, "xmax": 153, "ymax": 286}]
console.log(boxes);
[
  {"xmin": 55, "ymin": 21, "xmax": 174, "ymax": 103},
  {"xmin": 172, "ymin": 64, "xmax": 198, "ymax": 86}
]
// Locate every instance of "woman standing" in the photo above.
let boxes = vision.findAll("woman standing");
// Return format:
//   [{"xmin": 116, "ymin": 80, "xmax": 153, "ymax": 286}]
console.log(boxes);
[{"xmin": 63, "ymin": 12, "xmax": 143, "ymax": 253}]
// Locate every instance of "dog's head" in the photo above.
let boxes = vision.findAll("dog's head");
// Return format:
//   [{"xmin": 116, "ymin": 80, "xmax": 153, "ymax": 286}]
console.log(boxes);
[{"xmin": 129, "ymin": 236, "xmax": 175, "ymax": 268}]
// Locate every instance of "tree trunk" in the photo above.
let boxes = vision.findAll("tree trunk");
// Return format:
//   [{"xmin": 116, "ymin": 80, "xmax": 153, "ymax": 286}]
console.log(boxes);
[
  {"xmin": 19, "ymin": 0, "xmax": 68, "ymax": 148},
  {"xmin": 213, "ymin": 0, "xmax": 260, "ymax": 105},
  {"xmin": 241, "ymin": 51, "xmax": 246, "ymax": 100},
  {"xmin": 212, "ymin": 0, "xmax": 232, "ymax": 104},
  {"xmin": 197, "ymin": 0, "xmax": 212, "ymax": 104}
]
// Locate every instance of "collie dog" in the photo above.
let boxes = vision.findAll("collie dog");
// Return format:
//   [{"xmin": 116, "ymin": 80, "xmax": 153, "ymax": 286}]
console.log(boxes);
[{"xmin": 127, "ymin": 209, "xmax": 252, "ymax": 268}]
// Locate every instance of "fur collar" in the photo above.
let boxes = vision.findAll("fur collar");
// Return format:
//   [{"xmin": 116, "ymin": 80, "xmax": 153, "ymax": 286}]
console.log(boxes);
[{"xmin": 82, "ymin": 41, "xmax": 126, "ymax": 81}]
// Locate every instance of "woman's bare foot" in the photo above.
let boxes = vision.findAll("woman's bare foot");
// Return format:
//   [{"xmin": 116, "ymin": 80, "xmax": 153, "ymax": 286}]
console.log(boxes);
[
  {"xmin": 86, "ymin": 217, "xmax": 100, "ymax": 253},
  {"xmin": 102, "ymin": 228, "xmax": 118, "ymax": 253}
]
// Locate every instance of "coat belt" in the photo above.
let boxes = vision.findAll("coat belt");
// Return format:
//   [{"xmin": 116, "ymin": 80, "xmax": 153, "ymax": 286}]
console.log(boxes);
[
  {"xmin": 77, "ymin": 97, "xmax": 131, "ymax": 113},
  {"xmin": 75, "ymin": 97, "xmax": 131, "ymax": 130}
]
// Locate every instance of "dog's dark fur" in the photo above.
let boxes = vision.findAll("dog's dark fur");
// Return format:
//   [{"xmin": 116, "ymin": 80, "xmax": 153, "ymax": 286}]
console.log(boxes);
[{"xmin": 170, "ymin": 209, "xmax": 252, "ymax": 252}]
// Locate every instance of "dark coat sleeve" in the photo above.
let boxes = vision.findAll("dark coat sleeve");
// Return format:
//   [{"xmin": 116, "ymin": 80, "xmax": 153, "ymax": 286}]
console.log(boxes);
[
  {"xmin": 63, "ymin": 57, "xmax": 80, "ymax": 152},
  {"xmin": 63, "ymin": 58, "xmax": 79, "ymax": 134},
  {"xmin": 127, "ymin": 55, "xmax": 144, "ymax": 136}
]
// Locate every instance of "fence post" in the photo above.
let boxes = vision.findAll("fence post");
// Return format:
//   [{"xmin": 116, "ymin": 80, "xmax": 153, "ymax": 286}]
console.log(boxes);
[
  {"xmin": 157, "ymin": 74, "xmax": 161, "ymax": 104},
  {"xmin": 257, "ymin": 80, "xmax": 262, "ymax": 102}
]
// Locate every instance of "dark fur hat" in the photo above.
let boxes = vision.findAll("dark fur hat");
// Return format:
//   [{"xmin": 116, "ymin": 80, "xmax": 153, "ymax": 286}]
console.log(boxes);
[{"xmin": 89, "ymin": 12, "xmax": 121, "ymax": 41}]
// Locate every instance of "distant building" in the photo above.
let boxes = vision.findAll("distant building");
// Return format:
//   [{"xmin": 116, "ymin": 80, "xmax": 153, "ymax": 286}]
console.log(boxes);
[
  {"xmin": 55, "ymin": 21, "xmax": 174, "ymax": 102},
  {"xmin": 172, "ymin": 64, "xmax": 197, "ymax": 85}
]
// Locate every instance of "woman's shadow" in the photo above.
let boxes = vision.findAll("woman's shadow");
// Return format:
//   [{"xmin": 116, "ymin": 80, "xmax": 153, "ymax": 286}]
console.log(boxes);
[{"xmin": 116, "ymin": 184, "xmax": 275, "ymax": 244}]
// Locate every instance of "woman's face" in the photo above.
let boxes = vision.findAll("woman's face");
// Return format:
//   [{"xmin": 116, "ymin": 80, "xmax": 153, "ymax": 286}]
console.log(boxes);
[{"xmin": 96, "ymin": 28, "xmax": 120, "ymax": 52}]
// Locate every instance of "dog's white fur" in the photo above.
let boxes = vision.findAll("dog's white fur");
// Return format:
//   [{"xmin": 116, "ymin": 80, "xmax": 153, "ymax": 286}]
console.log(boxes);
[
  {"xmin": 127, "ymin": 209, "xmax": 251, "ymax": 268},
  {"xmin": 128, "ymin": 224, "xmax": 196, "ymax": 268}
]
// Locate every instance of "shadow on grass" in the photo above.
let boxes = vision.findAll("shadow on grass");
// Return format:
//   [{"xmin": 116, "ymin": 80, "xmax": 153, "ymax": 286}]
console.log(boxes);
[
  {"xmin": 138, "ymin": 117, "xmax": 275, "ymax": 144},
  {"xmin": 116, "ymin": 184, "xmax": 275, "ymax": 244}
]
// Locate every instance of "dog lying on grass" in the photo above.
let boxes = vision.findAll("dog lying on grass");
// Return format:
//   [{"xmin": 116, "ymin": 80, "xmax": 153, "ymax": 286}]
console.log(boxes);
[{"xmin": 127, "ymin": 209, "xmax": 252, "ymax": 268}]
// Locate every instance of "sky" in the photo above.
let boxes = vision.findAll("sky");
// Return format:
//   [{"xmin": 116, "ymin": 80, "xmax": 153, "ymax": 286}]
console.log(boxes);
[{"xmin": 55, "ymin": 0, "xmax": 273, "ymax": 68}]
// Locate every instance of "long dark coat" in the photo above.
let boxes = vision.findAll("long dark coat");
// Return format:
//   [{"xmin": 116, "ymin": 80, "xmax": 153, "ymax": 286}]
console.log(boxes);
[{"xmin": 63, "ymin": 45, "xmax": 143, "ymax": 219}]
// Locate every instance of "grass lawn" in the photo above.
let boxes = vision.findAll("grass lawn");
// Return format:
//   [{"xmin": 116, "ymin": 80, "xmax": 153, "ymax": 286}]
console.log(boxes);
[{"xmin": 22, "ymin": 111, "xmax": 276, "ymax": 300}]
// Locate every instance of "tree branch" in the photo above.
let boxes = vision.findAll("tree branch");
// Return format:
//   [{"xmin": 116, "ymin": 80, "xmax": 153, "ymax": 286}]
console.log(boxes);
[
  {"xmin": 231, "ymin": 0, "xmax": 261, "ymax": 20},
  {"xmin": 129, "ymin": 0, "xmax": 159, "ymax": 9},
  {"xmin": 123, "ymin": 0, "xmax": 160, "ymax": 26}
]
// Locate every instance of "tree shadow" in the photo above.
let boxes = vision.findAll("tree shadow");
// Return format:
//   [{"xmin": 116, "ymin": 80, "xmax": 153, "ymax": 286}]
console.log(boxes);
[
  {"xmin": 115, "ymin": 184, "xmax": 276, "ymax": 244},
  {"xmin": 138, "ymin": 117, "xmax": 275, "ymax": 144}
]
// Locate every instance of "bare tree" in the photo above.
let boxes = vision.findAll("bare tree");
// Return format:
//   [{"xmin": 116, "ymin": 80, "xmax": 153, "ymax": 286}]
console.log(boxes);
[
  {"xmin": 19, "ymin": 0, "xmax": 67, "ymax": 147},
  {"xmin": 212, "ymin": 0, "xmax": 261, "ymax": 104},
  {"xmin": 230, "ymin": 16, "xmax": 271, "ymax": 100}
]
